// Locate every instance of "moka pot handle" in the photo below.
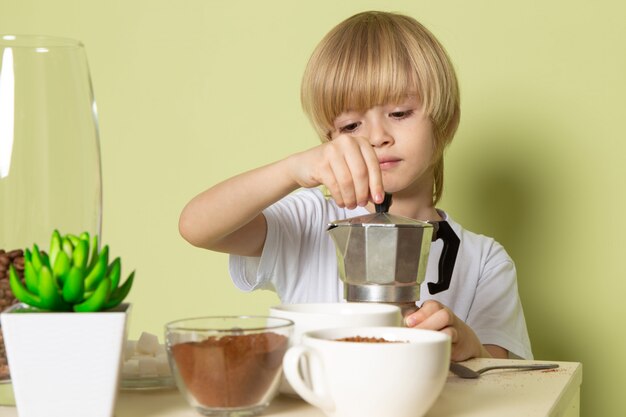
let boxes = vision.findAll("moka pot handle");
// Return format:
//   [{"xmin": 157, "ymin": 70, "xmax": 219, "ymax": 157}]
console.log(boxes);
[{"xmin": 428, "ymin": 221, "xmax": 460, "ymax": 295}]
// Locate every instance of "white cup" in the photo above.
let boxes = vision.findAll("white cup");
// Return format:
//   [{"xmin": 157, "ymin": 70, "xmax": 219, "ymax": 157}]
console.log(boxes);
[
  {"xmin": 283, "ymin": 326, "xmax": 450, "ymax": 417},
  {"xmin": 269, "ymin": 303, "xmax": 401, "ymax": 344},
  {"xmin": 269, "ymin": 303, "xmax": 401, "ymax": 395}
]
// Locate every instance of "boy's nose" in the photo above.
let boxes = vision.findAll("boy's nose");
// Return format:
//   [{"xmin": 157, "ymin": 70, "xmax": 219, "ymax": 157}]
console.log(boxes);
[{"xmin": 368, "ymin": 122, "xmax": 393, "ymax": 147}]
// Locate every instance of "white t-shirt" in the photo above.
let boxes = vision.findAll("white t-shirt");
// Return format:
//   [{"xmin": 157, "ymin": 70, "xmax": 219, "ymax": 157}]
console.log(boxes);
[{"xmin": 229, "ymin": 188, "xmax": 533, "ymax": 359}]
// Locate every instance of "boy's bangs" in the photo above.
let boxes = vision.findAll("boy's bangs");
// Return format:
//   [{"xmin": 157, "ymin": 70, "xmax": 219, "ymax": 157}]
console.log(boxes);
[
  {"xmin": 328, "ymin": 52, "xmax": 416, "ymax": 122},
  {"xmin": 313, "ymin": 21, "xmax": 419, "ymax": 135}
]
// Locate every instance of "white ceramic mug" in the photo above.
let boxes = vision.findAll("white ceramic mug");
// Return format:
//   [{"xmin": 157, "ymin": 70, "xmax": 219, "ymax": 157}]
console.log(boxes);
[
  {"xmin": 269, "ymin": 303, "xmax": 401, "ymax": 395},
  {"xmin": 283, "ymin": 327, "xmax": 450, "ymax": 417}
]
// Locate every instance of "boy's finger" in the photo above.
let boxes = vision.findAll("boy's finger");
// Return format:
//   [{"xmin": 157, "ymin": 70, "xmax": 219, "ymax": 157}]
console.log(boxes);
[
  {"xmin": 441, "ymin": 326, "xmax": 458, "ymax": 344},
  {"xmin": 323, "ymin": 176, "xmax": 343, "ymax": 207},
  {"xmin": 344, "ymin": 149, "xmax": 371, "ymax": 207},
  {"xmin": 359, "ymin": 143, "xmax": 384, "ymax": 203},
  {"xmin": 404, "ymin": 308, "xmax": 427, "ymax": 327},
  {"xmin": 412, "ymin": 308, "xmax": 454, "ymax": 331},
  {"xmin": 329, "ymin": 157, "xmax": 356, "ymax": 208},
  {"xmin": 404, "ymin": 300, "xmax": 442, "ymax": 326}
]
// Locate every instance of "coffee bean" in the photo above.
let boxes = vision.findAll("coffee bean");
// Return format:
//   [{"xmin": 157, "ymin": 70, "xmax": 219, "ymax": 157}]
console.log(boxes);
[
  {"xmin": 14, "ymin": 257, "xmax": 25, "ymax": 268},
  {"xmin": 0, "ymin": 247, "xmax": 25, "ymax": 380},
  {"xmin": 7, "ymin": 249, "xmax": 22, "ymax": 258},
  {"xmin": 0, "ymin": 250, "xmax": 25, "ymax": 297}
]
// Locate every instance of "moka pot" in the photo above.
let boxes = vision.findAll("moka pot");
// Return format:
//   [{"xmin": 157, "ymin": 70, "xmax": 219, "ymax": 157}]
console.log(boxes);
[{"xmin": 327, "ymin": 194, "xmax": 460, "ymax": 312}]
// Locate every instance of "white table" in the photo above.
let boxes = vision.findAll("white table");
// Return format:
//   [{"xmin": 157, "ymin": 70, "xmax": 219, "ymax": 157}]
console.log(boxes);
[{"xmin": 0, "ymin": 358, "xmax": 582, "ymax": 417}]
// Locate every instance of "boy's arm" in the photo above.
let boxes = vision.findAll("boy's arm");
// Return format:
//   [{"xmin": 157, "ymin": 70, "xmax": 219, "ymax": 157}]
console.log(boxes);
[
  {"xmin": 178, "ymin": 158, "xmax": 300, "ymax": 257},
  {"xmin": 179, "ymin": 135, "xmax": 383, "ymax": 257}
]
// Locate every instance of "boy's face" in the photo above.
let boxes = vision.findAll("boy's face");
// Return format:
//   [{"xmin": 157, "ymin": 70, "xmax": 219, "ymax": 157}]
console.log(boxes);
[{"xmin": 329, "ymin": 95, "xmax": 436, "ymax": 198}]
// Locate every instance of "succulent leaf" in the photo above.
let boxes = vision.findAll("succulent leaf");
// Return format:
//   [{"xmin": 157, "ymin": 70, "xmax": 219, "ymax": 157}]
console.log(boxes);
[
  {"xmin": 107, "ymin": 257, "xmax": 122, "ymax": 290},
  {"xmin": 24, "ymin": 248, "xmax": 32, "ymax": 263},
  {"xmin": 24, "ymin": 259, "xmax": 40, "ymax": 295},
  {"xmin": 38, "ymin": 266, "xmax": 71, "ymax": 311},
  {"xmin": 53, "ymin": 251, "xmax": 71, "ymax": 282},
  {"xmin": 72, "ymin": 238, "xmax": 89, "ymax": 271},
  {"xmin": 73, "ymin": 278, "xmax": 110, "ymax": 312},
  {"xmin": 62, "ymin": 267, "xmax": 86, "ymax": 304},
  {"xmin": 49, "ymin": 229, "xmax": 62, "ymax": 267},
  {"xmin": 9, "ymin": 264, "xmax": 44, "ymax": 309},
  {"xmin": 86, "ymin": 234, "xmax": 99, "ymax": 271},
  {"xmin": 67, "ymin": 234, "xmax": 81, "ymax": 248},
  {"xmin": 104, "ymin": 270, "xmax": 135, "ymax": 310},
  {"xmin": 62, "ymin": 237, "xmax": 74, "ymax": 260},
  {"xmin": 84, "ymin": 245, "xmax": 109, "ymax": 292},
  {"xmin": 40, "ymin": 251, "xmax": 50, "ymax": 270},
  {"xmin": 31, "ymin": 244, "xmax": 44, "ymax": 272}
]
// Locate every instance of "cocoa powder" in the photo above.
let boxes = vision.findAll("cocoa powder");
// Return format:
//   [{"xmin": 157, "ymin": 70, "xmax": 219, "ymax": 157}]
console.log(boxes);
[{"xmin": 171, "ymin": 332, "xmax": 288, "ymax": 408}]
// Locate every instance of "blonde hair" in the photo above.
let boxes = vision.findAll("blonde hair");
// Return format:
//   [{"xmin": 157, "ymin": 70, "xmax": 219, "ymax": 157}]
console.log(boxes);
[{"xmin": 301, "ymin": 11, "xmax": 460, "ymax": 204}]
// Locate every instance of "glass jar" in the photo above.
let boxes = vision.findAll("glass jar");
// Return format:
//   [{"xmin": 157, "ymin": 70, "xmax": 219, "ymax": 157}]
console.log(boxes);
[{"xmin": 0, "ymin": 35, "xmax": 103, "ymax": 383}]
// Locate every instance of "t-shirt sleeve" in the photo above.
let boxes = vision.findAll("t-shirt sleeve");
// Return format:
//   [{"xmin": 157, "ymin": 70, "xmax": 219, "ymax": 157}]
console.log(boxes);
[
  {"xmin": 228, "ymin": 191, "xmax": 314, "ymax": 296},
  {"xmin": 465, "ymin": 245, "xmax": 533, "ymax": 360},
  {"xmin": 229, "ymin": 205, "xmax": 285, "ymax": 293}
]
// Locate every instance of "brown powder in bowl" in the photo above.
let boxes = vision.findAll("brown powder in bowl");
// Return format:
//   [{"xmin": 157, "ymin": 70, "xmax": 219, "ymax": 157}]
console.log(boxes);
[
  {"xmin": 170, "ymin": 332, "xmax": 288, "ymax": 408},
  {"xmin": 335, "ymin": 336, "xmax": 407, "ymax": 343}
]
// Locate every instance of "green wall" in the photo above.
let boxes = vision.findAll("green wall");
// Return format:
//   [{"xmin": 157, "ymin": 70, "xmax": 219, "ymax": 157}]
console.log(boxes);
[{"xmin": 1, "ymin": 1, "xmax": 624, "ymax": 415}]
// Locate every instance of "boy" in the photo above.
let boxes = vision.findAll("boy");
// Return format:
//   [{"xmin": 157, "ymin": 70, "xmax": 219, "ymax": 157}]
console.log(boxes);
[{"xmin": 179, "ymin": 11, "xmax": 532, "ymax": 361}]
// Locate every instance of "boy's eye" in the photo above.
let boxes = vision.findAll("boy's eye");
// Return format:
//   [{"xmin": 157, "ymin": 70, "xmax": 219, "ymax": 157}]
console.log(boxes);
[
  {"xmin": 389, "ymin": 110, "xmax": 414, "ymax": 119},
  {"xmin": 339, "ymin": 122, "xmax": 360, "ymax": 133}
]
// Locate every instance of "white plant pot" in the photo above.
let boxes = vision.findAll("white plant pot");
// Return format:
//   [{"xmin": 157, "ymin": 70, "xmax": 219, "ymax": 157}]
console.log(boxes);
[{"xmin": 0, "ymin": 303, "xmax": 130, "ymax": 417}]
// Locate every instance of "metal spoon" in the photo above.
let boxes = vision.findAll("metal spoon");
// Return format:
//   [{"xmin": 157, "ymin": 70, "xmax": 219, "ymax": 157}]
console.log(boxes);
[{"xmin": 450, "ymin": 362, "xmax": 559, "ymax": 379}]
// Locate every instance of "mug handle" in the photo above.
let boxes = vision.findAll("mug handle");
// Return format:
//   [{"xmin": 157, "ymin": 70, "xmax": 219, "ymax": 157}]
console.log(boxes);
[{"xmin": 283, "ymin": 345, "xmax": 335, "ymax": 412}]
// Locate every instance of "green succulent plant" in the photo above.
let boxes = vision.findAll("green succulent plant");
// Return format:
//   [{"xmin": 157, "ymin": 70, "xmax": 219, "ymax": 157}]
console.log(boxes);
[{"xmin": 8, "ymin": 230, "xmax": 135, "ymax": 312}]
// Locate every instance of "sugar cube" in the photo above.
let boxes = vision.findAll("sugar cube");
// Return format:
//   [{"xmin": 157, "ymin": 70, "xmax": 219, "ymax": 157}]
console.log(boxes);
[
  {"xmin": 155, "ymin": 355, "xmax": 171, "ymax": 376},
  {"xmin": 122, "ymin": 359, "xmax": 139, "ymax": 377},
  {"xmin": 138, "ymin": 358, "xmax": 158, "ymax": 378},
  {"xmin": 136, "ymin": 332, "xmax": 159, "ymax": 355},
  {"xmin": 124, "ymin": 340, "xmax": 137, "ymax": 360}
]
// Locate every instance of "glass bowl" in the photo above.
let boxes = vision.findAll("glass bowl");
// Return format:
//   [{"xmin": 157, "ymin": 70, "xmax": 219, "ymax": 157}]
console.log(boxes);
[{"xmin": 165, "ymin": 316, "xmax": 293, "ymax": 417}]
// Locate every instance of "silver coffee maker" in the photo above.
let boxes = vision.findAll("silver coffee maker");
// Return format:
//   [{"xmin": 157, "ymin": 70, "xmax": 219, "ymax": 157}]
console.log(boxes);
[{"xmin": 327, "ymin": 194, "xmax": 459, "ymax": 315}]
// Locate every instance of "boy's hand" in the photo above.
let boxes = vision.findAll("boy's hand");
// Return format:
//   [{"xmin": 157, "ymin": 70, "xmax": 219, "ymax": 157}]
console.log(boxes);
[
  {"xmin": 288, "ymin": 134, "xmax": 385, "ymax": 208},
  {"xmin": 404, "ymin": 300, "xmax": 489, "ymax": 361}
]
